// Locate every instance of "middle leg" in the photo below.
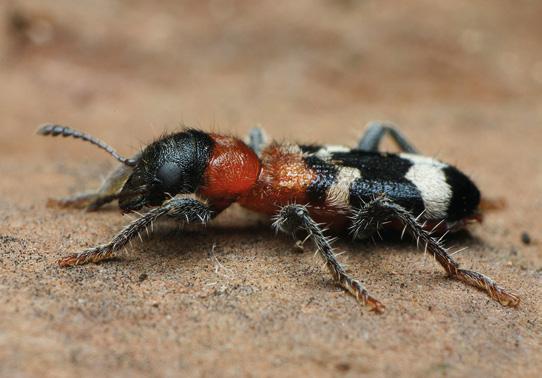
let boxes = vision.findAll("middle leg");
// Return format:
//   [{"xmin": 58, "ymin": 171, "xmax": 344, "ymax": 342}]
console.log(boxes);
[{"xmin": 272, "ymin": 204, "xmax": 385, "ymax": 312}]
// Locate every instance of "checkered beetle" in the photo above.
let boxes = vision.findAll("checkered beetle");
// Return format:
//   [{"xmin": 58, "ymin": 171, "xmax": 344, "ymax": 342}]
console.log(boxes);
[{"xmin": 38, "ymin": 121, "xmax": 520, "ymax": 312}]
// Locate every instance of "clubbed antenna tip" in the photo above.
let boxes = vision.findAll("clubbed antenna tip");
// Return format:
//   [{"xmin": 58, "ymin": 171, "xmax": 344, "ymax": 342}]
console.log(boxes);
[{"xmin": 37, "ymin": 123, "xmax": 137, "ymax": 167}]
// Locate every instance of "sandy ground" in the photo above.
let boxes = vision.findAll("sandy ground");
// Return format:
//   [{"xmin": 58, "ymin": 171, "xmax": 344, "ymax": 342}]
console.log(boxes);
[{"xmin": 0, "ymin": 1, "xmax": 541, "ymax": 377}]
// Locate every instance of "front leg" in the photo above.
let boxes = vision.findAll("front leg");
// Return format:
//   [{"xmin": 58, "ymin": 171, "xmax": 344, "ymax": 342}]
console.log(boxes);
[
  {"xmin": 272, "ymin": 204, "xmax": 385, "ymax": 313},
  {"xmin": 47, "ymin": 154, "xmax": 141, "ymax": 211},
  {"xmin": 245, "ymin": 127, "xmax": 268, "ymax": 156},
  {"xmin": 350, "ymin": 196, "xmax": 520, "ymax": 307},
  {"xmin": 58, "ymin": 198, "xmax": 212, "ymax": 267}
]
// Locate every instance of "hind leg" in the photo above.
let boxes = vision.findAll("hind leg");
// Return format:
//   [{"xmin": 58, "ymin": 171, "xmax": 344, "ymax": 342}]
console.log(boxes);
[
  {"xmin": 349, "ymin": 195, "xmax": 520, "ymax": 307},
  {"xmin": 358, "ymin": 121, "xmax": 419, "ymax": 153}
]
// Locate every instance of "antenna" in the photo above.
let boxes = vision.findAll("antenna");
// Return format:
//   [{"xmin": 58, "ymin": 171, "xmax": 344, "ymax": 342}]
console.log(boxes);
[{"xmin": 37, "ymin": 124, "xmax": 137, "ymax": 166}]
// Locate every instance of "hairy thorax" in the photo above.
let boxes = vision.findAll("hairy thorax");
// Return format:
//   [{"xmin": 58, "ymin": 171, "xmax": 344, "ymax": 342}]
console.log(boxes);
[{"xmin": 238, "ymin": 143, "xmax": 350, "ymax": 228}]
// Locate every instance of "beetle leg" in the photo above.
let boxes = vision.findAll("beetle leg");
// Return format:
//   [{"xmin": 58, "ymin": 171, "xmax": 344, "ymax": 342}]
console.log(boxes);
[
  {"xmin": 272, "ymin": 204, "xmax": 385, "ymax": 313},
  {"xmin": 245, "ymin": 127, "xmax": 268, "ymax": 156},
  {"xmin": 47, "ymin": 153, "xmax": 140, "ymax": 211},
  {"xmin": 358, "ymin": 121, "xmax": 419, "ymax": 153},
  {"xmin": 349, "ymin": 195, "xmax": 520, "ymax": 307},
  {"xmin": 57, "ymin": 198, "xmax": 212, "ymax": 267}
]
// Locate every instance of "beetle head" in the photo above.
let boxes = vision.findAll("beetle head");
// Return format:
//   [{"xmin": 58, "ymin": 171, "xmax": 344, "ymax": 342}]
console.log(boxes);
[{"xmin": 118, "ymin": 130, "xmax": 213, "ymax": 212}]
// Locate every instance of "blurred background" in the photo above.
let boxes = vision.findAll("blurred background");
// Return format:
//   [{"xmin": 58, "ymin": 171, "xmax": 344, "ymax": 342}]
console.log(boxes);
[
  {"xmin": 0, "ymin": 1, "xmax": 540, "ymax": 377},
  {"xmin": 2, "ymin": 0, "xmax": 542, "ymax": 148}
]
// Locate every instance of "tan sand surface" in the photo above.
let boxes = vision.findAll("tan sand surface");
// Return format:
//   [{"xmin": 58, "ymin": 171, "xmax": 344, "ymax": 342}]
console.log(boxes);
[{"xmin": 0, "ymin": 1, "xmax": 540, "ymax": 377}]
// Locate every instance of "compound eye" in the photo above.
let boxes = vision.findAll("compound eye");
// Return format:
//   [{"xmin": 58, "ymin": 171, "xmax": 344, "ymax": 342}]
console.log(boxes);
[{"xmin": 156, "ymin": 161, "xmax": 182, "ymax": 193}]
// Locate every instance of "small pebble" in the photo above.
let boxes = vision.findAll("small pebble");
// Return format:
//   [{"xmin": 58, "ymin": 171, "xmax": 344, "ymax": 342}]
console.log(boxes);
[
  {"xmin": 335, "ymin": 362, "xmax": 351, "ymax": 372},
  {"xmin": 138, "ymin": 273, "xmax": 148, "ymax": 282},
  {"xmin": 521, "ymin": 232, "xmax": 531, "ymax": 245}
]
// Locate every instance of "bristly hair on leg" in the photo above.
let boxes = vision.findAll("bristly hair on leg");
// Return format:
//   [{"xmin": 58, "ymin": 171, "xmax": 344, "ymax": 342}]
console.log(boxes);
[
  {"xmin": 349, "ymin": 195, "xmax": 520, "ymax": 307},
  {"xmin": 57, "ymin": 198, "xmax": 212, "ymax": 267},
  {"xmin": 274, "ymin": 203, "xmax": 385, "ymax": 313}
]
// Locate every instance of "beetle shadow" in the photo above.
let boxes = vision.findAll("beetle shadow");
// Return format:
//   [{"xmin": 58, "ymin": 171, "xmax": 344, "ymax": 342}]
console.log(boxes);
[
  {"xmin": 89, "ymin": 218, "xmax": 487, "ymax": 274},
  {"xmin": 348, "ymin": 227, "xmax": 486, "ymax": 257},
  {"xmin": 46, "ymin": 199, "xmax": 121, "ymax": 213},
  {"xmin": 122, "ymin": 222, "xmax": 282, "ymax": 261}
]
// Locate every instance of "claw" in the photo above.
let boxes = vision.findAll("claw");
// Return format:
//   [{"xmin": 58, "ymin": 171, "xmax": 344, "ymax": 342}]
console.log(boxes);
[
  {"xmin": 367, "ymin": 298, "xmax": 386, "ymax": 314},
  {"xmin": 57, "ymin": 254, "xmax": 80, "ymax": 267}
]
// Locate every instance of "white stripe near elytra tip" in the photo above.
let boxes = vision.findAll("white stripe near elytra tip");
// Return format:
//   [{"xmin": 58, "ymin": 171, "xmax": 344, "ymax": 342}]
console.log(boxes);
[{"xmin": 402, "ymin": 155, "xmax": 451, "ymax": 219}]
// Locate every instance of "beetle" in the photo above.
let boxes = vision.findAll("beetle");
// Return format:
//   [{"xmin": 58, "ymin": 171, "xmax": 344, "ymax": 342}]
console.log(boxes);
[{"xmin": 38, "ymin": 121, "xmax": 520, "ymax": 312}]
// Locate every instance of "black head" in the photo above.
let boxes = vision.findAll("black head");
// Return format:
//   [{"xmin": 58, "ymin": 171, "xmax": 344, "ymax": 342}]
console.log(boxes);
[{"xmin": 118, "ymin": 130, "xmax": 214, "ymax": 211}]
